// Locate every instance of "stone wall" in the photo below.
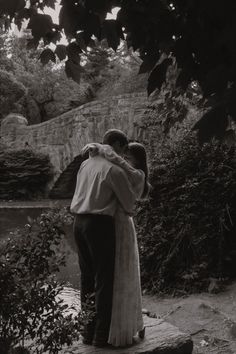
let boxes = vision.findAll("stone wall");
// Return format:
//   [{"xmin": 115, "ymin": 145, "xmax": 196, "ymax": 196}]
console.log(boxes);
[{"xmin": 1, "ymin": 93, "xmax": 150, "ymax": 186}]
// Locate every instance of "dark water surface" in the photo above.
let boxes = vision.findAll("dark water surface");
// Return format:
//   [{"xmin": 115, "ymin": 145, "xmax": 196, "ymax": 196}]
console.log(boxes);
[{"xmin": 0, "ymin": 204, "xmax": 81, "ymax": 291}]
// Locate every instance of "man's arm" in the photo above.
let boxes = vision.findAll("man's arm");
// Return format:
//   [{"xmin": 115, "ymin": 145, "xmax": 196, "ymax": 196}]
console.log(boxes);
[
  {"xmin": 107, "ymin": 165, "xmax": 136, "ymax": 215},
  {"xmin": 70, "ymin": 160, "xmax": 88, "ymax": 213}
]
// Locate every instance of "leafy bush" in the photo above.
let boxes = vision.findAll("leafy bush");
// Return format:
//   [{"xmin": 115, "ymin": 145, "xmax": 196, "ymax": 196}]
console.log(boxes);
[
  {"xmin": 0, "ymin": 208, "xmax": 82, "ymax": 354},
  {"xmin": 136, "ymin": 134, "xmax": 236, "ymax": 295},
  {"xmin": 0, "ymin": 148, "xmax": 54, "ymax": 200}
]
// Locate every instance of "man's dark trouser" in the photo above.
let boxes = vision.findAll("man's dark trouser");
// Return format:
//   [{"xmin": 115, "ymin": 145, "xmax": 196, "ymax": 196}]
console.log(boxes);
[{"xmin": 73, "ymin": 214, "xmax": 115, "ymax": 343}]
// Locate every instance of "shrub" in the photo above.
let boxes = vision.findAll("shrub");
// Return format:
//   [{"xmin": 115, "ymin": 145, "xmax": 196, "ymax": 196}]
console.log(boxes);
[
  {"xmin": 0, "ymin": 208, "xmax": 82, "ymax": 354},
  {"xmin": 0, "ymin": 148, "xmax": 54, "ymax": 200},
  {"xmin": 136, "ymin": 134, "xmax": 236, "ymax": 295}
]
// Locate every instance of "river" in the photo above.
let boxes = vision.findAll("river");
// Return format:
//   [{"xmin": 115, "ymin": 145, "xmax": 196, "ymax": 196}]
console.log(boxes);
[{"xmin": 0, "ymin": 201, "xmax": 81, "ymax": 310}]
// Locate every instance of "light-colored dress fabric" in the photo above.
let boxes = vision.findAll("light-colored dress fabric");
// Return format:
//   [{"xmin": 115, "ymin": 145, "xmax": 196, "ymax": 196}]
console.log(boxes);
[
  {"xmin": 86, "ymin": 143, "xmax": 144, "ymax": 347},
  {"xmin": 108, "ymin": 208, "xmax": 144, "ymax": 346}
]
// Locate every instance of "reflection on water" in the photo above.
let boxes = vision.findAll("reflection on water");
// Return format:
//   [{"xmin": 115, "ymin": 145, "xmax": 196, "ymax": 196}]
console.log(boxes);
[
  {"xmin": 0, "ymin": 207, "xmax": 81, "ymax": 291},
  {"xmin": 0, "ymin": 208, "xmax": 46, "ymax": 237},
  {"xmin": 58, "ymin": 286, "xmax": 81, "ymax": 315}
]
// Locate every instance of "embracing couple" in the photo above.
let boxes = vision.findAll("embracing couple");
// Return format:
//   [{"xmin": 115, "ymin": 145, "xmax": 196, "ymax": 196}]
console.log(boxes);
[{"xmin": 70, "ymin": 129, "xmax": 150, "ymax": 348}]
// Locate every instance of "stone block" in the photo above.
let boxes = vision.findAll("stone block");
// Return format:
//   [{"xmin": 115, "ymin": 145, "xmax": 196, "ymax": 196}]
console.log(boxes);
[{"xmin": 61, "ymin": 315, "xmax": 193, "ymax": 354}]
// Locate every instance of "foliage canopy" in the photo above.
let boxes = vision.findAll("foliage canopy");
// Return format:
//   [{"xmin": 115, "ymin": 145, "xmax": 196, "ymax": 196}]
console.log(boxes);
[
  {"xmin": 0, "ymin": 31, "xmax": 95, "ymax": 123},
  {"xmin": 1, "ymin": 0, "xmax": 236, "ymax": 139},
  {"xmin": 0, "ymin": 30, "xmax": 143, "ymax": 123}
]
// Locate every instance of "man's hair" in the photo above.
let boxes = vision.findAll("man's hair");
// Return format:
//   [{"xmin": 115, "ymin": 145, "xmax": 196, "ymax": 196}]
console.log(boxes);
[{"xmin": 103, "ymin": 129, "xmax": 128, "ymax": 146}]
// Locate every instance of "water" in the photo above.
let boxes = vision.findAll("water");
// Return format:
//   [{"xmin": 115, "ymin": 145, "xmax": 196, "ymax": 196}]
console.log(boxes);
[{"xmin": 0, "ymin": 205, "xmax": 81, "ymax": 303}]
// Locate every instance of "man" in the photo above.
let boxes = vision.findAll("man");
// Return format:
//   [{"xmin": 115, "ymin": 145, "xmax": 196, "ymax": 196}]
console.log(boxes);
[{"xmin": 70, "ymin": 129, "xmax": 136, "ymax": 347}]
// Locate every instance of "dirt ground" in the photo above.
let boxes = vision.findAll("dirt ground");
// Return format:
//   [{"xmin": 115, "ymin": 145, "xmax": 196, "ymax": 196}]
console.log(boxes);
[{"xmin": 142, "ymin": 282, "xmax": 236, "ymax": 354}]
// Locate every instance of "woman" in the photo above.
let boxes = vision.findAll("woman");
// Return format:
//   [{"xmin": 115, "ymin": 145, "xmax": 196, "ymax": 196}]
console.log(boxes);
[{"xmin": 84, "ymin": 141, "xmax": 149, "ymax": 347}]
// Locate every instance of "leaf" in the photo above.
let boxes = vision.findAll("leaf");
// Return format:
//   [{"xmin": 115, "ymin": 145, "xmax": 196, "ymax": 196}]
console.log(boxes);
[
  {"xmin": 55, "ymin": 44, "xmax": 67, "ymax": 60},
  {"xmin": 147, "ymin": 57, "xmax": 173, "ymax": 95},
  {"xmin": 65, "ymin": 59, "xmax": 84, "ymax": 84},
  {"xmin": 174, "ymin": 37, "xmax": 193, "ymax": 69},
  {"xmin": 116, "ymin": 20, "xmax": 124, "ymax": 40},
  {"xmin": 138, "ymin": 52, "xmax": 160, "ymax": 74},
  {"xmin": 40, "ymin": 48, "xmax": 56, "ymax": 65},
  {"xmin": 16, "ymin": 7, "xmax": 30, "ymax": 19},
  {"xmin": 44, "ymin": 0, "xmax": 56, "ymax": 9},
  {"xmin": 0, "ymin": 0, "xmax": 26, "ymax": 18},
  {"xmin": 27, "ymin": 13, "xmax": 53, "ymax": 41},
  {"xmin": 75, "ymin": 32, "xmax": 87, "ymax": 51},
  {"xmin": 193, "ymin": 104, "xmax": 228, "ymax": 143},
  {"xmin": 44, "ymin": 30, "xmax": 61, "ymax": 45},
  {"xmin": 84, "ymin": 0, "xmax": 113, "ymax": 14},
  {"xmin": 14, "ymin": 8, "xmax": 30, "ymax": 31},
  {"xmin": 26, "ymin": 37, "xmax": 39, "ymax": 50},
  {"xmin": 202, "ymin": 64, "xmax": 228, "ymax": 97},
  {"xmin": 126, "ymin": 32, "xmax": 133, "ymax": 49},
  {"xmin": 59, "ymin": 2, "xmax": 86, "ymax": 37},
  {"xmin": 102, "ymin": 20, "xmax": 120, "ymax": 51},
  {"xmin": 66, "ymin": 42, "xmax": 82, "ymax": 64},
  {"xmin": 84, "ymin": 12, "xmax": 101, "ymax": 40},
  {"xmin": 176, "ymin": 68, "xmax": 192, "ymax": 91}
]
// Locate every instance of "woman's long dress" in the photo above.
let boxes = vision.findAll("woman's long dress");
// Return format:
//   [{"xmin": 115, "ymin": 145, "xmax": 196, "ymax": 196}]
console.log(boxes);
[{"xmin": 108, "ymin": 206, "xmax": 144, "ymax": 346}]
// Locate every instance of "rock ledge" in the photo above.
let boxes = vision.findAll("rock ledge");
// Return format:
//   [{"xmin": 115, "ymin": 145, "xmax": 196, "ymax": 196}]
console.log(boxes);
[{"xmin": 61, "ymin": 315, "xmax": 193, "ymax": 354}]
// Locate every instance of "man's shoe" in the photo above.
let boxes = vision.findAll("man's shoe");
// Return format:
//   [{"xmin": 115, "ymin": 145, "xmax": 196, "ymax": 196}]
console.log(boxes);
[
  {"xmin": 82, "ymin": 337, "xmax": 93, "ymax": 345},
  {"xmin": 138, "ymin": 327, "xmax": 145, "ymax": 339},
  {"xmin": 82, "ymin": 336, "xmax": 93, "ymax": 345},
  {"xmin": 92, "ymin": 339, "xmax": 110, "ymax": 348},
  {"xmin": 81, "ymin": 327, "xmax": 95, "ymax": 345}
]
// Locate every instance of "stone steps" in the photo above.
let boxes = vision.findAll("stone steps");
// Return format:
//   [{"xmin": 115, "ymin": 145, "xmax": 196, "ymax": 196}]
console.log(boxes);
[{"xmin": 61, "ymin": 315, "xmax": 193, "ymax": 354}]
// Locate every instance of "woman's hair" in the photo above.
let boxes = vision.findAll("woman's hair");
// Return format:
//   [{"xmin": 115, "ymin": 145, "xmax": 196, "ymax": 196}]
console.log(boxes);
[
  {"xmin": 103, "ymin": 129, "xmax": 128, "ymax": 147},
  {"xmin": 128, "ymin": 142, "xmax": 150, "ymax": 199}
]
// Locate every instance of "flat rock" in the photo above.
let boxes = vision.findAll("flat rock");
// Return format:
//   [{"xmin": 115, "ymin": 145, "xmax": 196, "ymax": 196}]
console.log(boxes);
[{"xmin": 61, "ymin": 315, "xmax": 193, "ymax": 354}]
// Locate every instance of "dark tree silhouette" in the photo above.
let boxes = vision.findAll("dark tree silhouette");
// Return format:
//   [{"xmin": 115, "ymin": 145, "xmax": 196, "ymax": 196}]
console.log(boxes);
[{"xmin": 1, "ymin": 0, "xmax": 236, "ymax": 140}]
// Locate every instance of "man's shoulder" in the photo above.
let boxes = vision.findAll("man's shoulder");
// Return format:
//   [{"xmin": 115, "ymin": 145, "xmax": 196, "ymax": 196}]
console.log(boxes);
[{"xmin": 81, "ymin": 156, "xmax": 114, "ymax": 171}]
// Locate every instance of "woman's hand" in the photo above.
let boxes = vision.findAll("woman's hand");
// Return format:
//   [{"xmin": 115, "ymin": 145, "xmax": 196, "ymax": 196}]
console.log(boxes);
[{"xmin": 81, "ymin": 143, "xmax": 99, "ymax": 157}]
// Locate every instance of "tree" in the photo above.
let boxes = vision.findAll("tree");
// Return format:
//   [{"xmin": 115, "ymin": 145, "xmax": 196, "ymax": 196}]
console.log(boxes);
[
  {"xmin": 0, "ymin": 69, "xmax": 26, "ymax": 120},
  {"xmin": 80, "ymin": 40, "xmax": 147, "ymax": 99},
  {"xmin": 0, "ymin": 31, "xmax": 93, "ymax": 123},
  {"xmin": 1, "ymin": 0, "xmax": 236, "ymax": 140},
  {"xmin": 93, "ymin": 41, "xmax": 148, "ymax": 98}
]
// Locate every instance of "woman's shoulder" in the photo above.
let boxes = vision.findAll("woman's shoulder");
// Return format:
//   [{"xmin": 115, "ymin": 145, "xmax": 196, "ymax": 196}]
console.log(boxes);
[
  {"xmin": 137, "ymin": 169, "xmax": 145, "ymax": 176},
  {"xmin": 134, "ymin": 169, "xmax": 145, "ymax": 180}
]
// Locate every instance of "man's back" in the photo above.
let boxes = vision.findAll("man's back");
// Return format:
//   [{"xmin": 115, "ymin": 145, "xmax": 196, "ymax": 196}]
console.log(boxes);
[{"xmin": 70, "ymin": 155, "xmax": 135, "ymax": 216}]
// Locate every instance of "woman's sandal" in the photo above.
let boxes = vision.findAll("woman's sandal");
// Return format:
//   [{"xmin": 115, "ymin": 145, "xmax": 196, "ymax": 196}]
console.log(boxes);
[{"xmin": 138, "ymin": 327, "xmax": 145, "ymax": 339}]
